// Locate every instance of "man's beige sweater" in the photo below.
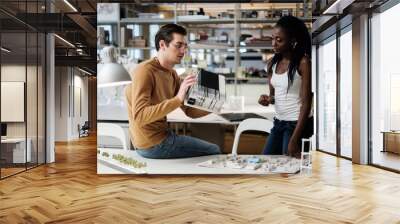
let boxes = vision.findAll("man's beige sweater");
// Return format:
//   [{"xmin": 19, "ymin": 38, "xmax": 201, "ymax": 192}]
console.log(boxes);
[{"xmin": 125, "ymin": 57, "xmax": 208, "ymax": 149}]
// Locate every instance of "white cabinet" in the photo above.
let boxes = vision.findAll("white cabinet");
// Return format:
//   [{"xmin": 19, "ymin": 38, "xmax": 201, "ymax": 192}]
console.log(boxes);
[{"xmin": 1, "ymin": 138, "xmax": 32, "ymax": 163}]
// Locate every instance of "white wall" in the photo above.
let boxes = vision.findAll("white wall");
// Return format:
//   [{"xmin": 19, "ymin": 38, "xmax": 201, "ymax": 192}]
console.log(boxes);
[
  {"xmin": 55, "ymin": 66, "xmax": 68, "ymax": 141},
  {"xmin": 74, "ymin": 74, "xmax": 89, "ymax": 123},
  {"xmin": 54, "ymin": 67, "xmax": 89, "ymax": 141},
  {"xmin": 1, "ymin": 65, "xmax": 35, "ymax": 137}
]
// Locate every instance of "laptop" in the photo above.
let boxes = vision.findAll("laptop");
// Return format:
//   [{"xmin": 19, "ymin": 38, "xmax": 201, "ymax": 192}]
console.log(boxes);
[{"xmin": 219, "ymin": 113, "xmax": 266, "ymax": 122}]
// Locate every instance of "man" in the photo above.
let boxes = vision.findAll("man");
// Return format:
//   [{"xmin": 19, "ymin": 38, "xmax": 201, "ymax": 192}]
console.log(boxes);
[{"xmin": 125, "ymin": 24, "xmax": 221, "ymax": 159}]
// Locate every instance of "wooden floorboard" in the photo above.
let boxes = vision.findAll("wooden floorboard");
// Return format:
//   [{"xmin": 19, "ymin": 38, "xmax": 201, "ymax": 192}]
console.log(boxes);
[{"xmin": 1, "ymin": 134, "xmax": 400, "ymax": 223}]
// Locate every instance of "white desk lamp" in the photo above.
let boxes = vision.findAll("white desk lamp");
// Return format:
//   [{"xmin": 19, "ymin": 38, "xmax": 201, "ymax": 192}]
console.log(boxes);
[{"xmin": 98, "ymin": 46, "xmax": 131, "ymax": 88}]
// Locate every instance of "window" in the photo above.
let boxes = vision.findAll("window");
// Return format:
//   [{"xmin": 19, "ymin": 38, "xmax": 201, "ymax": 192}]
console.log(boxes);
[
  {"xmin": 339, "ymin": 27, "xmax": 352, "ymax": 158},
  {"xmin": 317, "ymin": 36, "xmax": 337, "ymax": 154},
  {"xmin": 370, "ymin": 2, "xmax": 400, "ymax": 171}
]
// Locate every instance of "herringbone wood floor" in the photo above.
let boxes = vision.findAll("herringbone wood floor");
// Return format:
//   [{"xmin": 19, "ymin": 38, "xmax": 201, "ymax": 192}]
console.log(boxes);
[{"xmin": 1, "ymin": 134, "xmax": 400, "ymax": 224}]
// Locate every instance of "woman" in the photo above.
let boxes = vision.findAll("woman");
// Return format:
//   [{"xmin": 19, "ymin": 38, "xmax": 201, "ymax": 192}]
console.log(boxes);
[{"xmin": 259, "ymin": 16, "xmax": 313, "ymax": 158}]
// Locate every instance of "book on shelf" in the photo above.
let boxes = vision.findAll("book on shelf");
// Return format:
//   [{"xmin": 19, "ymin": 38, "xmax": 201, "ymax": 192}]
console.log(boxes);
[
  {"xmin": 97, "ymin": 27, "xmax": 110, "ymax": 46},
  {"xmin": 244, "ymin": 36, "xmax": 272, "ymax": 47},
  {"xmin": 120, "ymin": 27, "xmax": 133, "ymax": 47},
  {"xmin": 127, "ymin": 36, "xmax": 146, "ymax": 48}
]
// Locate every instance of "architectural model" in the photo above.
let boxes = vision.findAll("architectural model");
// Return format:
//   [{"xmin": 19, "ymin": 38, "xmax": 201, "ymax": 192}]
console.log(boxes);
[
  {"xmin": 98, "ymin": 150, "xmax": 147, "ymax": 174},
  {"xmin": 184, "ymin": 69, "xmax": 226, "ymax": 113},
  {"xmin": 197, "ymin": 155, "xmax": 302, "ymax": 174}
]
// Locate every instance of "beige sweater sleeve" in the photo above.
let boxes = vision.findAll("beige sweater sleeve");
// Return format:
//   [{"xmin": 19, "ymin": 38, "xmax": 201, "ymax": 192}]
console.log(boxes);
[{"xmin": 132, "ymin": 66, "xmax": 182, "ymax": 126}]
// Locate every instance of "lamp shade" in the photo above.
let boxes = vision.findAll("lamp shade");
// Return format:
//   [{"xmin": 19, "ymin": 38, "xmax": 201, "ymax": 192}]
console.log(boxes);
[
  {"xmin": 98, "ymin": 63, "xmax": 131, "ymax": 88},
  {"xmin": 97, "ymin": 46, "xmax": 132, "ymax": 88}
]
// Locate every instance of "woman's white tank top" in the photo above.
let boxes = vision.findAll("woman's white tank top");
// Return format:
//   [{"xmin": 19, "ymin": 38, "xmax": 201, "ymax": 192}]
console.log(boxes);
[{"xmin": 270, "ymin": 63, "xmax": 312, "ymax": 121}]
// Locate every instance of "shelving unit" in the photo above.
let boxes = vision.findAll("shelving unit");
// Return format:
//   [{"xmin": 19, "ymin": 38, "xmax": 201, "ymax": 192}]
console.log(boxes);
[{"xmin": 97, "ymin": 2, "xmax": 311, "ymax": 95}]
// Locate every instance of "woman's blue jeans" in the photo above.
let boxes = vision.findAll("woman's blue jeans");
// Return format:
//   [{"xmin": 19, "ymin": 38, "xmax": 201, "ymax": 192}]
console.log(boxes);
[
  {"xmin": 262, "ymin": 117, "xmax": 313, "ymax": 155},
  {"xmin": 136, "ymin": 130, "xmax": 221, "ymax": 159}
]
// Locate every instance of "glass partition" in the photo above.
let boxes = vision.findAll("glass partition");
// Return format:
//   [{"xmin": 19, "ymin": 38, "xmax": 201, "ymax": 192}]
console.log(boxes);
[
  {"xmin": 27, "ymin": 31, "xmax": 38, "ymax": 169},
  {"xmin": 0, "ymin": 1, "xmax": 47, "ymax": 179},
  {"xmin": 1, "ymin": 29, "xmax": 28, "ymax": 178}
]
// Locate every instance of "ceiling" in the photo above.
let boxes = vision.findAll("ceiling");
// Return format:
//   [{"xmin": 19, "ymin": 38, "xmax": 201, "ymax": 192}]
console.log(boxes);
[
  {"xmin": 1, "ymin": 0, "xmax": 313, "ymax": 75},
  {"xmin": 0, "ymin": 0, "xmax": 97, "ymax": 74},
  {"xmin": 100, "ymin": 0, "xmax": 306, "ymax": 2}
]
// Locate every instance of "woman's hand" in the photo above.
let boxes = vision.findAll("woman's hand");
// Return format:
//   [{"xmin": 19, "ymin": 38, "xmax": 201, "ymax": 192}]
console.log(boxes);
[
  {"xmin": 258, "ymin": 94, "xmax": 271, "ymax": 106},
  {"xmin": 287, "ymin": 138, "xmax": 301, "ymax": 158}
]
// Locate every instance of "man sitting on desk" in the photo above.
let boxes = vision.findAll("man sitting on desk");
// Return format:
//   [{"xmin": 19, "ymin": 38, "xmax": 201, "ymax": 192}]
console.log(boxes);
[{"xmin": 125, "ymin": 24, "xmax": 221, "ymax": 159}]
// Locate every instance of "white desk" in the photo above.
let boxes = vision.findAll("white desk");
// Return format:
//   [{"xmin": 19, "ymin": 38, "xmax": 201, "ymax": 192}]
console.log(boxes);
[
  {"xmin": 97, "ymin": 148, "xmax": 299, "ymax": 175},
  {"xmin": 1, "ymin": 137, "xmax": 31, "ymax": 163},
  {"xmin": 166, "ymin": 105, "xmax": 276, "ymax": 151},
  {"xmin": 167, "ymin": 104, "xmax": 276, "ymax": 124},
  {"xmin": 98, "ymin": 105, "xmax": 276, "ymax": 150}
]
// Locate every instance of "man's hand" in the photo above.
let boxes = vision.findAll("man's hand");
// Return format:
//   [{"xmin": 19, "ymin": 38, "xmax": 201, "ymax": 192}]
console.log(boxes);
[
  {"xmin": 177, "ymin": 74, "xmax": 197, "ymax": 102},
  {"xmin": 287, "ymin": 138, "xmax": 301, "ymax": 158},
  {"xmin": 258, "ymin": 94, "xmax": 271, "ymax": 106}
]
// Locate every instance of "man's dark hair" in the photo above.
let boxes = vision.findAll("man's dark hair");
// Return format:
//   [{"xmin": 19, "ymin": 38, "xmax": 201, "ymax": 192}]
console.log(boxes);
[{"xmin": 155, "ymin": 24, "xmax": 187, "ymax": 51}]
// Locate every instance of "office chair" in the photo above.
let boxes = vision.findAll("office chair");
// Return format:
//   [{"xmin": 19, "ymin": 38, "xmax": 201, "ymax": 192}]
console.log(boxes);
[
  {"xmin": 79, "ymin": 121, "xmax": 90, "ymax": 137},
  {"xmin": 231, "ymin": 118, "xmax": 313, "ymax": 173},
  {"xmin": 97, "ymin": 123, "xmax": 128, "ymax": 151},
  {"xmin": 231, "ymin": 118, "xmax": 273, "ymax": 156}
]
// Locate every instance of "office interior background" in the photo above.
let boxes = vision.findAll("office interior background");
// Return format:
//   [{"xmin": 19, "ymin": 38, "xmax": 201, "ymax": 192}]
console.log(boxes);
[
  {"xmin": 0, "ymin": 0, "xmax": 97, "ymax": 179},
  {"xmin": 0, "ymin": 0, "xmax": 400, "ymax": 222},
  {"xmin": 0, "ymin": 0, "xmax": 399, "ymax": 176},
  {"xmin": 95, "ymin": 1, "xmax": 400, "ymax": 173}
]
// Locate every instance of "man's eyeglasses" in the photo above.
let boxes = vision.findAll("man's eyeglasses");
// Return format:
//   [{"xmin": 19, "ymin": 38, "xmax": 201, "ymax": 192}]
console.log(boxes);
[{"xmin": 171, "ymin": 43, "xmax": 188, "ymax": 50}]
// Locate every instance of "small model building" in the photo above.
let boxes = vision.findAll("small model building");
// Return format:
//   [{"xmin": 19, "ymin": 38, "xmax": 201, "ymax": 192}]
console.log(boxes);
[
  {"xmin": 184, "ymin": 69, "xmax": 226, "ymax": 113},
  {"xmin": 198, "ymin": 155, "xmax": 301, "ymax": 174}
]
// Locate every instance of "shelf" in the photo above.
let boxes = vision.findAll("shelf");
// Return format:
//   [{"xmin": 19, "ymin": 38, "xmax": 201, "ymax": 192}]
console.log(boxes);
[
  {"xmin": 226, "ymin": 77, "xmax": 267, "ymax": 84},
  {"xmin": 98, "ymin": 21, "xmax": 118, "ymax": 26},
  {"xmin": 119, "ymin": 45, "xmax": 230, "ymax": 50},
  {"xmin": 116, "ymin": 46, "xmax": 272, "ymax": 51},
  {"xmin": 239, "ymin": 46, "xmax": 273, "ymax": 50},
  {"xmin": 115, "ymin": 45, "xmax": 272, "ymax": 51},
  {"xmin": 120, "ymin": 18, "xmax": 175, "ymax": 24},
  {"xmin": 114, "ymin": 17, "xmax": 311, "ymax": 25},
  {"xmin": 97, "ymin": 3, "xmax": 311, "ymax": 97},
  {"xmin": 119, "ymin": 47, "xmax": 155, "ymax": 50},
  {"xmin": 190, "ymin": 43, "xmax": 233, "ymax": 49},
  {"xmin": 226, "ymin": 77, "xmax": 266, "ymax": 81},
  {"xmin": 186, "ymin": 25, "xmax": 273, "ymax": 30},
  {"xmin": 234, "ymin": 52, "xmax": 264, "ymax": 57},
  {"xmin": 238, "ymin": 17, "xmax": 312, "ymax": 23},
  {"xmin": 178, "ymin": 18, "xmax": 235, "ymax": 24},
  {"xmin": 119, "ymin": 18, "xmax": 235, "ymax": 24}
]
